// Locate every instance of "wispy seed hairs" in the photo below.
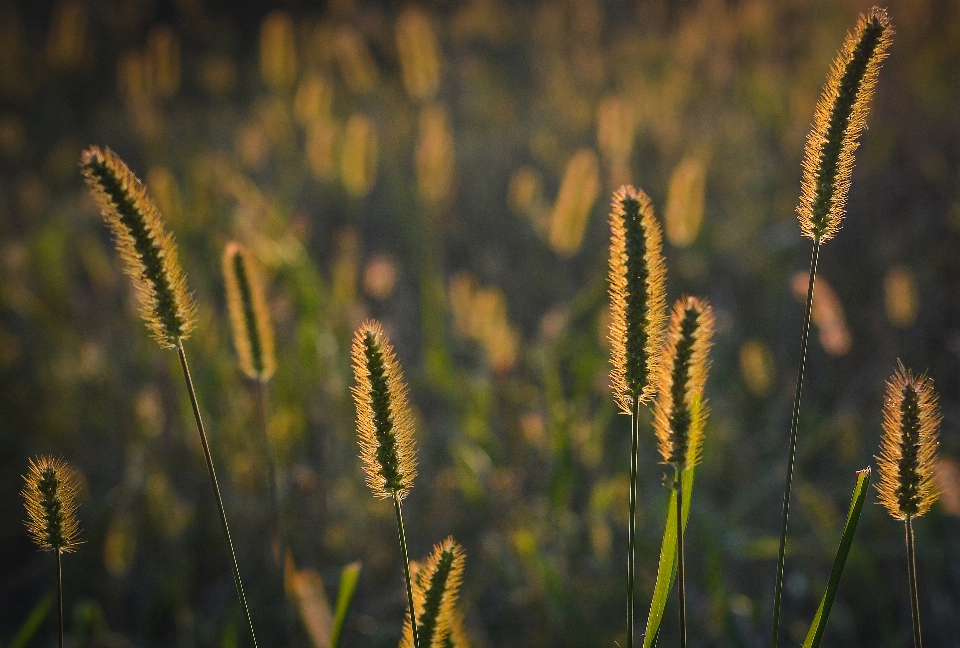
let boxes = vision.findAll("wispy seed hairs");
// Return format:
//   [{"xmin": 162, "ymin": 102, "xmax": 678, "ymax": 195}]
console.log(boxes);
[
  {"xmin": 223, "ymin": 242, "xmax": 276, "ymax": 382},
  {"xmin": 81, "ymin": 146, "xmax": 196, "ymax": 348},
  {"xmin": 877, "ymin": 363, "xmax": 940, "ymax": 520},
  {"xmin": 401, "ymin": 538, "xmax": 466, "ymax": 648},
  {"xmin": 23, "ymin": 456, "xmax": 81, "ymax": 554},
  {"xmin": 654, "ymin": 296, "xmax": 714, "ymax": 470},
  {"xmin": 608, "ymin": 185, "xmax": 667, "ymax": 412},
  {"xmin": 798, "ymin": 7, "xmax": 893, "ymax": 242},
  {"xmin": 351, "ymin": 320, "xmax": 418, "ymax": 500}
]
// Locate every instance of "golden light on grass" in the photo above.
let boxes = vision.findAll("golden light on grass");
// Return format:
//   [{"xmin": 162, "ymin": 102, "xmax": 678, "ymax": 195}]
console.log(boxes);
[
  {"xmin": 548, "ymin": 149, "xmax": 600, "ymax": 256},
  {"xmin": 739, "ymin": 339, "xmax": 775, "ymax": 397},
  {"xmin": 664, "ymin": 156, "xmax": 706, "ymax": 248},
  {"xmin": 448, "ymin": 272, "xmax": 520, "ymax": 373},
  {"xmin": 396, "ymin": 7, "xmax": 442, "ymax": 102},
  {"xmin": 416, "ymin": 104, "xmax": 455, "ymax": 206},
  {"xmin": 791, "ymin": 272, "xmax": 851, "ymax": 356},
  {"xmin": 363, "ymin": 254, "xmax": 399, "ymax": 300},
  {"xmin": 23, "ymin": 456, "xmax": 81, "ymax": 554},
  {"xmin": 223, "ymin": 242, "xmax": 276, "ymax": 382},
  {"xmin": 596, "ymin": 96, "xmax": 634, "ymax": 167},
  {"xmin": 351, "ymin": 320, "xmax": 417, "ymax": 500},
  {"xmin": 798, "ymin": 7, "xmax": 893, "ymax": 242},
  {"xmin": 607, "ymin": 186, "xmax": 667, "ymax": 411},
  {"xmin": 340, "ymin": 114, "xmax": 378, "ymax": 198},
  {"xmin": 294, "ymin": 74, "xmax": 334, "ymax": 127},
  {"xmin": 400, "ymin": 538, "xmax": 466, "ymax": 648},
  {"xmin": 334, "ymin": 27, "xmax": 379, "ymax": 95},
  {"xmin": 884, "ymin": 265, "xmax": 919, "ymax": 328},
  {"xmin": 46, "ymin": 0, "xmax": 87, "ymax": 71},
  {"xmin": 81, "ymin": 146, "xmax": 196, "ymax": 348},
  {"xmin": 876, "ymin": 363, "xmax": 940, "ymax": 521},
  {"xmin": 306, "ymin": 119, "xmax": 339, "ymax": 182},
  {"xmin": 259, "ymin": 11, "xmax": 297, "ymax": 89},
  {"xmin": 653, "ymin": 296, "xmax": 714, "ymax": 470},
  {"xmin": 146, "ymin": 25, "xmax": 181, "ymax": 99}
]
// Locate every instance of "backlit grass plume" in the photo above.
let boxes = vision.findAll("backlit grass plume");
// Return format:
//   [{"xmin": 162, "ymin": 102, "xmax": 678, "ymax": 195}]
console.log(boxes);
[
  {"xmin": 400, "ymin": 538, "xmax": 466, "ymax": 648},
  {"xmin": 351, "ymin": 320, "xmax": 417, "ymax": 500},
  {"xmin": 772, "ymin": 11, "xmax": 893, "ymax": 645},
  {"xmin": 876, "ymin": 363, "xmax": 940, "ymax": 648},
  {"xmin": 654, "ymin": 297, "xmax": 714, "ymax": 471},
  {"xmin": 81, "ymin": 146, "xmax": 196, "ymax": 348},
  {"xmin": 223, "ymin": 242, "xmax": 276, "ymax": 382},
  {"xmin": 606, "ymin": 184, "xmax": 666, "ymax": 648},
  {"xmin": 23, "ymin": 456, "xmax": 81, "ymax": 648},
  {"xmin": 653, "ymin": 296, "xmax": 714, "ymax": 648},
  {"xmin": 351, "ymin": 319, "xmax": 421, "ymax": 647},
  {"xmin": 798, "ymin": 7, "xmax": 893, "ymax": 243},
  {"xmin": 81, "ymin": 146, "xmax": 258, "ymax": 646},
  {"xmin": 877, "ymin": 363, "xmax": 940, "ymax": 520},
  {"xmin": 608, "ymin": 185, "xmax": 667, "ymax": 412}
]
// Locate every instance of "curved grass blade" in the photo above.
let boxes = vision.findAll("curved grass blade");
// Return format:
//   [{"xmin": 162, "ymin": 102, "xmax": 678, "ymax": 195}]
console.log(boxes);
[
  {"xmin": 801, "ymin": 468, "xmax": 871, "ymax": 648},
  {"xmin": 9, "ymin": 593, "xmax": 54, "ymax": 648},
  {"xmin": 642, "ymin": 466, "xmax": 694, "ymax": 648},
  {"xmin": 330, "ymin": 561, "xmax": 362, "ymax": 648}
]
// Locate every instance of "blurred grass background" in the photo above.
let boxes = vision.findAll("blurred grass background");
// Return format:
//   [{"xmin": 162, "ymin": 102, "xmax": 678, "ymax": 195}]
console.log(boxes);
[{"xmin": 1, "ymin": 0, "xmax": 960, "ymax": 646}]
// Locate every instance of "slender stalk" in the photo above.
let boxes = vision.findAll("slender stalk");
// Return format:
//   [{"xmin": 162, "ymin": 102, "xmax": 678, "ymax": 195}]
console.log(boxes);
[
  {"xmin": 675, "ymin": 467, "xmax": 687, "ymax": 648},
  {"xmin": 394, "ymin": 494, "xmax": 420, "ymax": 648},
  {"xmin": 254, "ymin": 381, "xmax": 283, "ymax": 565},
  {"xmin": 627, "ymin": 399, "xmax": 640, "ymax": 647},
  {"xmin": 771, "ymin": 240, "xmax": 820, "ymax": 647},
  {"xmin": 905, "ymin": 516, "xmax": 922, "ymax": 648},
  {"xmin": 176, "ymin": 340, "xmax": 258, "ymax": 648},
  {"xmin": 56, "ymin": 551, "xmax": 64, "ymax": 648}
]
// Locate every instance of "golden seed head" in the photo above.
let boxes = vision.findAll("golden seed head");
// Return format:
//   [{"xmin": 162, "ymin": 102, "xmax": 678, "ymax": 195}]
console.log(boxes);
[
  {"xmin": 798, "ymin": 7, "xmax": 893, "ymax": 243},
  {"xmin": 876, "ymin": 362, "xmax": 940, "ymax": 520},
  {"xmin": 351, "ymin": 320, "xmax": 417, "ymax": 500},
  {"xmin": 223, "ymin": 242, "xmax": 276, "ymax": 382},
  {"xmin": 654, "ymin": 297, "xmax": 714, "ymax": 470},
  {"xmin": 401, "ymin": 537, "xmax": 466, "ymax": 648},
  {"xmin": 81, "ymin": 146, "xmax": 196, "ymax": 348},
  {"xmin": 23, "ymin": 456, "xmax": 81, "ymax": 553},
  {"xmin": 608, "ymin": 186, "xmax": 667, "ymax": 413}
]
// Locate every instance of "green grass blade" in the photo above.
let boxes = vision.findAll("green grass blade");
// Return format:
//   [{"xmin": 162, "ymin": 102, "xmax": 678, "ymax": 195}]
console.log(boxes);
[
  {"xmin": 642, "ymin": 466, "xmax": 695, "ymax": 648},
  {"xmin": 330, "ymin": 561, "xmax": 362, "ymax": 648},
  {"xmin": 801, "ymin": 468, "xmax": 871, "ymax": 648},
  {"xmin": 9, "ymin": 593, "xmax": 54, "ymax": 648}
]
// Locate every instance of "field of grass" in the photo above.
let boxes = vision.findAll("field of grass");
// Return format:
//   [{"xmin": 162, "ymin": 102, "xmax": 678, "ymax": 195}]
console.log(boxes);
[{"xmin": 1, "ymin": 1, "xmax": 960, "ymax": 646}]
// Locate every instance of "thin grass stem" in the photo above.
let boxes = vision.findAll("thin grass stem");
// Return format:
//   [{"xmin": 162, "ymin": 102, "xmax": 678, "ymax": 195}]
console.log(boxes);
[
  {"xmin": 56, "ymin": 551, "xmax": 63, "ymax": 648},
  {"xmin": 176, "ymin": 340, "xmax": 258, "ymax": 648},
  {"xmin": 675, "ymin": 467, "xmax": 687, "ymax": 648},
  {"xmin": 254, "ymin": 381, "xmax": 283, "ymax": 565},
  {"xmin": 627, "ymin": 398, "xmax": 640, "ymax": 648},
  {"xmin": 771, "ymin": 239, "xmax": 820, "ymax": 648},
  {"xmin": 905, "ymin": 516, "xmax": 922, "ymax": 648},
  {"xmin": 394, "ymin": 494, "xmax": 420, "ymax": 648}
]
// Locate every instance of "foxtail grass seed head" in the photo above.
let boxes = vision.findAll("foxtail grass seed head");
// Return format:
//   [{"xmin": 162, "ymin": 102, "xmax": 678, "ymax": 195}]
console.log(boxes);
[
  {"xmin": 401, "ymin": 537, "xmax": 466, "ymax": 648},
  {"xmin": 654, "ymin": 297, "xmax": 714, "ymax": 470},
  {"xmin": 81, "ymin": 146, "xmax": 196, "ymax": 348},
  {"xmin": 608, "ymin": 186, "xmax": 667, "ymax": 412},
  {"xmin": 798, "ymin": 7, "xmax": 893, "ymax": 242},
  {"xmin": 223, "ymin": 242, "xmax": 276, "ymax": 382},
  {"xmin": 351, "ymin": 320, "xmax": 417, "ymax": 500},
  {"xmin": 876, "ymin": 363, "xmax": 940, "ymax": 520},
  {"xmin": 23, "ymin": 457, "xmax": 81, "ymax": 553}
]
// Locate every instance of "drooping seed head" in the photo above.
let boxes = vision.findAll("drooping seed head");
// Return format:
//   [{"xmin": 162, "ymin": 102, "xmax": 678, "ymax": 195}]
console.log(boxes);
[
  {"xmin": 401, "ymin": 537, "xmax": 466, "ymax": 648},
  {"xmin": 876, "ymin": 363, "xmax": 940, "ymax": 520},
  {"xmin": 351, "ymin": 320, "xmax": 417, "ymax": 500},
  {"xmin": 81, "ymin": 146, "xmax": 196, "ymax": 348},
  {"xmin": 654, "ymin": 297, "xmax": 714, "ymax": 470},
  {"xmin": 798, "ymin": 7, "xmax": 893, "ymax": 242},
  {"xmin": 23, "ymin": 457, "xmax": 81, "ymax": 553},
  {"xmin": 223, "ymin": 242, "xmax": 276, "ymax": 382},
  {"xmin": 608, "ymin": 186, "xmax": 667, "ymax": 413}
]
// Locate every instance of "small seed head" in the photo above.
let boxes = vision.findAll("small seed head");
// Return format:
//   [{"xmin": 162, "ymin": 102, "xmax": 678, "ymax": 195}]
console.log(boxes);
[
  {"xmin": 608, "ymin": 186, "xmax": 667, "ymax": 413},
  {"xmin": 223, "ymin": 242, "xmax": 276, "ymax": 382},
  {"xmin": 876, "ymin": 362, "xmax": 940, "ymax": 520},
  {"xmin": 81, "ymin": 146, "xmax": 196, "ymax": 348},
  {"xmin": 351, "ymin": 320, "xmax": 417, "ymax": 499},
  {"xmin": 654, "ymin": 297, "xmax": 714, "ymax": 470},
  {"xmin": 401, "ymin": 537, "xmax": 466, "ymax": 648},
  {"xmin": 23, "ymin": 457, "xmax": 81, "ymax": 553}
]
